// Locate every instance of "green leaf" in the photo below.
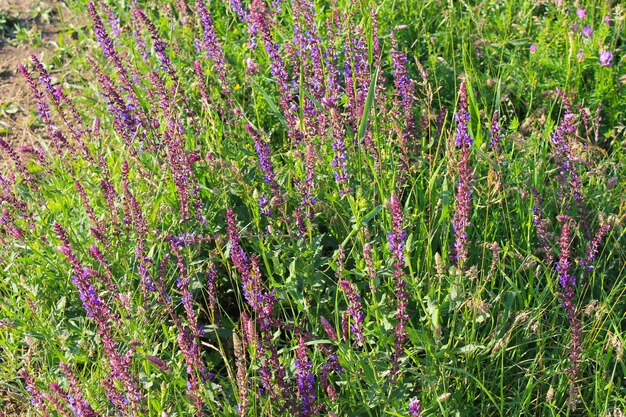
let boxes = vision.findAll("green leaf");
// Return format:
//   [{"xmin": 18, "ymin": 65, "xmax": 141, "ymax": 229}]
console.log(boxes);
[
  {"xmin": 251, "ymin": 79, "xmax": 287, "ymax": 127},
  {"xmin": 357, "ymin": 67, "xmax": 379, "ymax": 142}
]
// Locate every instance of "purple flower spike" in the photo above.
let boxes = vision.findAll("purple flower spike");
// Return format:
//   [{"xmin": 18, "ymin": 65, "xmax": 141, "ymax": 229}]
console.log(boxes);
[
  {"xmin": 388, "ymin": 194, "xmax": 406, "ymax": 261},
  {"xmin": 489, "ymin": 110, "xmax": 501, "ymax": 154},
  {"xmin": 576, "ymin": 8, "xmax": 586, "ymax": 19},
  {"xmin": 259, "ymin": 193, "xmax": 271, "ymax": 217},
  {"xmin": 556, "ymin": 215, "xmax": 581, "ymax": 410},
  {"xmin": 320, "ymin": 316, "xmax": 337, "ymax": 341},
  {"xmin": 320, "ymin": 354, "xmax": 341, "ymax": 401},
  {"xmin": 454, "ymin": 81, "xmax": 472, "ymax": 148},
  {"xmin": 452, "ymin": 81, "xmax": 473, "ymax": 265},
  {"xmin": 246, "ymin": 124, "xmax": 277, "ymax": 188},
  {"xmin": 582, "ymin": 26, "xmax": 592, "ymax": 37},
  {"xmin": 339, "ymin": 279, "xmax": 365, "ymax": 346},
  {"xmin": 331, "ymin": 119, "xmax": 350, "ymax": 195},
  {"xmin": 582, "ymin": 225, "xmax": 611, "ymax": 271},
  {"xmin": 146, "ymin": 356, "xmax": 171, "ymax": 373},
  {"xmin": 607, "ymin": 177, "xmax": 617, "ymax": 190},
  {"xmin": 599, "ymin": 50, "xmax": 613, "ymax": 67},
  {"xmin": 388, "ymin": 193, "xmax": 408, "ymax": 375},
  {"xmin": 390, "ymin": 33, "xmax": 416, "ymax": 177},
  {"xmin": 99, "ymin": 1, "xmax": 121, "ymax": 38},
  {"xmin": 529, "ymin": 44, "xmax": 537, "ymax": 54},
  {"xmin": 409, "ymin": 397, "xmax": 423, "ymax": 417},
  {"xmin": 295, "ymin": 336, "xmax": 316, "ymax": 416},
  {"xmin": 59, "ymin": 363, "xmax": 99, "ymax": 417},
  {"xmin": 231, "ymin": 0, "xmax": 247, "ymax": 21},
  {"xmin": 196, "ymin": 0, "xmax": 231, "ymax": 98},
  {"xmin": 18, "ymin": 369, "xmax": 50, "ymax": 415}
]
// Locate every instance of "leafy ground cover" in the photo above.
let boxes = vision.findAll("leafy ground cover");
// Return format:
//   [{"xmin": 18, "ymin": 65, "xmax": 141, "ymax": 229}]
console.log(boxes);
[{"xmin": 1, "ymin": 0, "xmax": 625, "ymax": 416}]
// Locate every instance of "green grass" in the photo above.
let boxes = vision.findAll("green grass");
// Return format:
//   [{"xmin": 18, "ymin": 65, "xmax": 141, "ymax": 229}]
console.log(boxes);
[{"xmin": 0, "ymin": 0, "xmax": 625, "ymax": 416}]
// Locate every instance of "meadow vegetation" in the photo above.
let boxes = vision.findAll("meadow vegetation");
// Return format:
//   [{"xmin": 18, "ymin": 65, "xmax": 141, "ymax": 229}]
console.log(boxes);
[{"xmin": 0, "ymin": 0, "xmax": 625, "ymax": 415}]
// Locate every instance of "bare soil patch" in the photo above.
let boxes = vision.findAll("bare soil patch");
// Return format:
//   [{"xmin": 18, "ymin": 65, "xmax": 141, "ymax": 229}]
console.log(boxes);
[{"xmin": 0, "ymin": 0, "xmax": 76, "ymax": 169}]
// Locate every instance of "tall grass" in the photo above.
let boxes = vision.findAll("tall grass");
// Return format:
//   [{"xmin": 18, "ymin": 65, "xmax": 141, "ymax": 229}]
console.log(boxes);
[{"xmin": 1, "ymin": 0, "xmax": 625, "ymax": 416}]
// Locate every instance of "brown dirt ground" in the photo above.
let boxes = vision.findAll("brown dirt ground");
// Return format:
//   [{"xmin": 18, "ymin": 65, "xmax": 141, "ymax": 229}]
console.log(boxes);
[{"xmin": 0, "ymin": 0, "xmax": 76, "ymax": 170}]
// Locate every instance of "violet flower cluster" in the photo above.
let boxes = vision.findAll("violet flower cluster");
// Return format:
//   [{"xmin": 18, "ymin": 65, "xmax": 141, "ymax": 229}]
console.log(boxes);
[
  {"xmin": 301, "ymin": 142, "xmax": 317, "ymax": 210},
  {"xmin": 552, "ymin": 88, "xmax": 584, "ymax": 211},
  {"xmin": 409, "ymin": 397, "xmax": 423, "ymax": 417},
  {"xmin": 54, "ymin": 222, "xmax": 143, "ymax": 414},
  {"xmin": 19, "ymin": 369, "xmax": 51, "ymax": 416},
  {"xmin": 388, "ymin": 193, "xmax": 408, "ymax": 375},
  {"xmin": 88, "ymin": 2, "xmax": 134, "ymax": 94},
  {"xmin": 390, "ymin": 33, "xmax": 416, "ymax": 174},
  {"xmin": 331, "ymin": 114, "xmax": 350, "ymax": 195},
  {"xmin": 292, "ymin": 0, "xmax": 326, "ymax": 134},
  {"xmin": 17, "ymin": 64, "xmax": 58, "ymax": 156},
  {"xmin": 235, "ymin": 314, "xmax": 250, "ymax": 417},
  {"xmin": 226, "ymin": 209, "xmax": 295, "ymax": 411},
  {"xmin": 196, "ymin": 0, "xmax": 232, "ymax": 99},
  {"xmin": 59, "ymin": 362, "xmax": 99, "ymax": 417},
  {"xmin": 531, "ymin": 188, "xmax": 554, "ymax": 265},
  {"xmin": 339, "ymin": 279, "xmax": 365, "ymax": 346},
  {"xmin": 344, "ymin": 25, "xmax": 370, "ymax": 134},
  {"xmin": 246, "ymin": 124, "xmax": 278, "ymax": 190},
  {"xmin": 170, "ymin": 242, "xmax": 208, "ymax": 416},
  {"xmin": 581, "ymin": 225, "xmax": 611, "ymax": 271},
  {"xmin": 555, "ymin": 215, "xmax": 581, "ymax": 409},
  {"xmin": 295, "ymin": 336, "xmax": 316, "ymax": 416},
  {"xmin": 248, "ymin": 0, "xmax": 300, "ymax": 142},
  {"xmin": 162, "ymin": 122, "xmax": 199, "ymax": 222},
  {"xmin": 599, "ymin": 50, "xmax": 614, "ymax": 67},
  {"xmin": 120, "ymin": 161, "xmax": 155, "ymax": 295},
  {"xmin": 453, "ymin": 81, "xmax": 472, "ymax": 265},
  {"xmin": 206, "ymin": 264, "xmax": 219, "ymax": 320},
  {"xmin": 90, "ymin": 58, "xmax": 140, "ymax": 151}
]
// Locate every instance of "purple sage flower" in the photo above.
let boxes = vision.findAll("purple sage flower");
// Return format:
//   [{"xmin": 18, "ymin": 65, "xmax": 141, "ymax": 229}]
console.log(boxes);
[
  {"xmin": 556, "ymin": 215, "xmax": 581, "ymax": 410},
  {"xmin": 18, "ymin": 369, "xmax": 50, "ymax": 415},
  {"xmin": 581, "ymin": 225, "xmax": 611, "ymax": 271},
  {"xmin": 146, "ymin": 356, "xmax": 171, "ymax": 373},
  {"xmin": 388, "ymin": 193, "xmax": 408, "ymax": 375},
  {"xmin": 59, "ymin": 362, "xmax": 99, "ymax": 417},
  {"xmin": 531, "ymin": 188, "xmax": 554, "ymax": 265},
  {"xmin": 320, "ymin": 316, "xmax": 337, "ymax": 341},
  {"xmin": 295, "ymin": 336, "xmax": 316, "ymax": 416},
  {"xmin": 320, "ymin": 355, "xmax": 341, "ymax": 401},
  {"xmin": 453, "ymin": 81, "xmax": 472, "ymax": 265},
  {"xmin": 390, "ymin": 33, "xmax": 416, "ymax": 177},
  {"xmin": 599, "ymin": 50, "xmax": 614, "ymax": 67},
  {"xmin": 576, "ymin": 8, "xmax": 586, "ymax": 19},
  {"xmin": 582, "ymin": 26, "xmax": 592, "ymax": 37},
  {"xmin": 409, "ymin": 397, "xmax": 423, "ymax": 417},
  {"xmin": 607, "ymin": 177, "xmax": 617, "ymax": 190},
  {"xmin": 259, "ymin": 193, "xmax": 271, "ymax": 217},
  {"xmin": 529, "ymin": 44, "xmax": 537, "ymax": 54},
  {"xmin": 99, "ymin": 1, "xmax": 121, "ymax": 38},
  {"xmin": 339, "ymin": 279, "xmax": 365, "ymax": 346},
  {"xmin": 231, "ymin": 0, "xmax": 247, "ymax": 21},
  {"xmin": 489, "ymin": 110, "xmax": 502, "ymax": 154},
  {"xmin": 246, "ymin": 124, "xmax": 277, "ymax": 188},
  {"xmin": 196, "ymin": 0, "xmax": 232, "ymax": 99}
]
